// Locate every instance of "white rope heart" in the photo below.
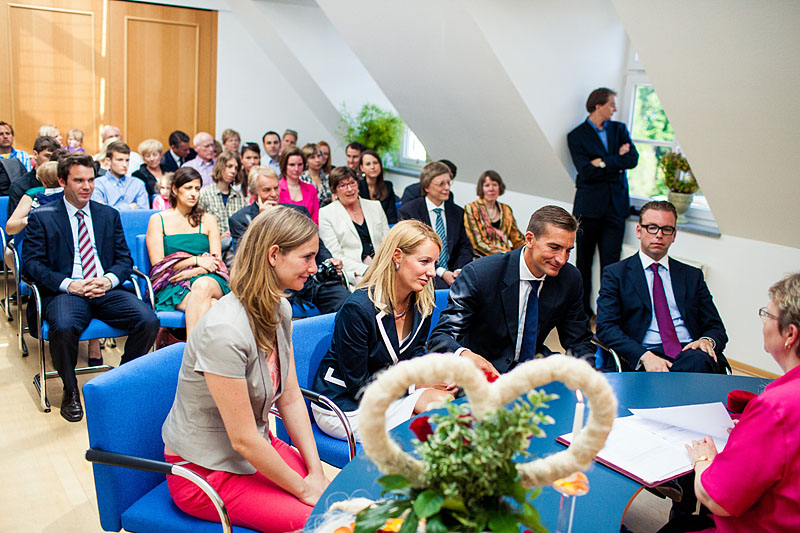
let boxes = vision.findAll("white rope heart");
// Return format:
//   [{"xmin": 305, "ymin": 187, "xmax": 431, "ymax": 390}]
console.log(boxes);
[{"xmin": 358, "ymin": 353, "xmax": 617, "ymax": 488}]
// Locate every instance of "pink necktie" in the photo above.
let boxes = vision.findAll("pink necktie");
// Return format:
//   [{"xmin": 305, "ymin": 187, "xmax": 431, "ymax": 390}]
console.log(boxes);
[
  {"xmin": 649, "ymin": 263, "xmax": 681, "ymax": 358},
  {"xmin": 76, "ymin": 211, "xmax": 97, "ymax": 279}
]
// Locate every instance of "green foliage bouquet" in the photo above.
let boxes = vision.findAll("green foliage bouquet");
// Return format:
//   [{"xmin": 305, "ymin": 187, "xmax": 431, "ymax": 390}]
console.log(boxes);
[
  {"xmin": 354, "ymin": 389, "xmax": 556, "ymax": 533},
  {"xmin": 659, "ymin": 151, "xmax": 699, "ymax": 194},
  {"xmin": 338, "ymin": 103, "xmax": 404, "ymax": 157}
]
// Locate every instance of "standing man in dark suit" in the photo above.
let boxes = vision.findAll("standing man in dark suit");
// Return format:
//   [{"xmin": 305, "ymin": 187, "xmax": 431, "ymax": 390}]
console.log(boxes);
[
  {"xmin": 428, "ymin": 205, "xmax": 594, "ymax": 376},
  {"xmin": 596, "ymin": 201, "xmax": 728, "ymax": 373},
  {"xmin": 229, "ymin": 166, "xmax": 348, "ymax": 314},
  {"xmin": 161, "ymin": 130, "xmax": 196, "ymax": 172},
  {"xmin": 22, "ymin": 153, "xmax": 159, "ymax": 422},
  {"xmin": 398, "ymin": 161, "xmax": 473, "ymax": 289},
  {"xmin": 568, "ymin": 87, "xmax": 639, "ymax": 317}
]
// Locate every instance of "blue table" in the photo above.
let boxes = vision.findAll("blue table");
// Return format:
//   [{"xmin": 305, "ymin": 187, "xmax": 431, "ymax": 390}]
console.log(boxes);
[{"xmin": 305, "ymin": 373, "xmax": 771, "ymax": 532}]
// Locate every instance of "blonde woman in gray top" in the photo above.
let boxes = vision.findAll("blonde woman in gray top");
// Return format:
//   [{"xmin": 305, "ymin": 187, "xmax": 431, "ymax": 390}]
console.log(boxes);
[{"xmin": 162, "ymin": 206, "xmax": 329, "ymax": 532}]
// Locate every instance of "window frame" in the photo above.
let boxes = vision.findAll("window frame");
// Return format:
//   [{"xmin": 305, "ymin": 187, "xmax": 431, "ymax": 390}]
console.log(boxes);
[{"xmin": 622, "ymin": 65, "xmax": 719, "ymax": 234}]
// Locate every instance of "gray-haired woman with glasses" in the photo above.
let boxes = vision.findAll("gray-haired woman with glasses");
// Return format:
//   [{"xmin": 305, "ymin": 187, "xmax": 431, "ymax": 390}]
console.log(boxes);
[{"xmin": 678, "ymin": 273, "xmax": 800, "ymax": 532}]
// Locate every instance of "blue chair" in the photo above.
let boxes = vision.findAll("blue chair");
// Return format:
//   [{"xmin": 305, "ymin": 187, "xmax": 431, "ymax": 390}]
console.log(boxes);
[
  {"xmin": 84, "ymin": 343, "xmax": 255, "ymax": 533},
  {"xmin": 0, "ymin": 196, "xmax": 12, "ymax": 321},
  {"xmin": 23, "ymin": 262, "xmax": 150, "ymax": 412},
  {"xmin": 119, "ymin": 209, "xmax": 158, "ymax": 255},
  {"xmin": 592, "ymin": 336, "xmax": 623, "ymax": 372},
  {"xmin": 428, "ymin": 288, "xmax": 449, "ymax": 339},
  {"xmin": 134, "ymin": 234, "xmax": 186, "ymax": 329},
  {"xmin": 291, "ymin": 300, "xmax": 321, "ymax": 318},
  {"xmin": 275, "ymin": 312, "xmax": 359, "ymax": 467}
]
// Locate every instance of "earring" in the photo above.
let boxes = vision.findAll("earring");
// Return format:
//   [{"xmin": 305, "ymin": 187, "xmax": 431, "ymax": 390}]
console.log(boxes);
[{"xmin": 395, "ymin": 263, "xmax": 400, "ymax": 270}]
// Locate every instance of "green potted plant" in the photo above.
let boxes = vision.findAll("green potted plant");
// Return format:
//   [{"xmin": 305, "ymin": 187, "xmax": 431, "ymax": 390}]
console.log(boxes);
[
  {"xmin": 339, "ymin": 103, "xmax": 404, "ymax": 164},
  {"xmin": 659, "ymin": 151, "xmax": 698, "ymax": 223}
]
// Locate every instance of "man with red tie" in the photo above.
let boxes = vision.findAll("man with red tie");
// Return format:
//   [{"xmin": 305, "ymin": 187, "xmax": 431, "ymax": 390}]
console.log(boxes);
[
  {"xmin": 596, "ymin": 201, "xmax": 728, "ymax": 372},
  {"xmin": 22, "ymin": 153, "xmax": 159, "ymax": 421}
]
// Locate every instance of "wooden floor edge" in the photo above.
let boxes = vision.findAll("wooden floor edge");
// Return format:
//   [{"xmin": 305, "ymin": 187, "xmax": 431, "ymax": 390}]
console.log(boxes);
[{"xmin": 728, "ymin": 358, "xmax": 780, "ymax": 380}]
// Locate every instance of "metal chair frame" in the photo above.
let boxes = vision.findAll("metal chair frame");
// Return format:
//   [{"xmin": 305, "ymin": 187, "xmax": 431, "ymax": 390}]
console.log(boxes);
[{"xmin": 25, "ymin": 269, "xmax": 151, "ymax": 412}]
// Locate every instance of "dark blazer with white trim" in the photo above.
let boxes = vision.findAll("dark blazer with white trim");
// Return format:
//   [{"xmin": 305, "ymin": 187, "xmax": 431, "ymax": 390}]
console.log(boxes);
[{"xmin": 311, "ymin": 288, "xmax": 432, "ymax": 412}]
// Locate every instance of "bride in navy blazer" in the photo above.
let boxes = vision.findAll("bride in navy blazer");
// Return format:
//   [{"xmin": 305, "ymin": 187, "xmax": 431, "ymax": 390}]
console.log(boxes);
[{"xmin": 312, "ymin": 220, "xmax": 455, "ymax": 440}]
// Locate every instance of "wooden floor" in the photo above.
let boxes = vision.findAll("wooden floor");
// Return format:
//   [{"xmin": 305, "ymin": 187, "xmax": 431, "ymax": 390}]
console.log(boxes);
[{"xmin": 0, "ymin": 305, "xmax": 675, "ymax": 532}]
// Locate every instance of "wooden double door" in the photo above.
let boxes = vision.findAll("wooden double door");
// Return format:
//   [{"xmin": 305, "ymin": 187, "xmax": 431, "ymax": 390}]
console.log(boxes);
[{"xmin": 0, "ymin": 0, "xmax": 217, "ymax": 154}]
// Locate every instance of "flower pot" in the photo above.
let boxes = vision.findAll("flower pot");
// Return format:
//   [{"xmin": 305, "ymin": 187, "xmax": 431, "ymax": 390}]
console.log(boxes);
[{"xmin": 667, "ymin": 191, "xmax": 693, "ymax": 224}]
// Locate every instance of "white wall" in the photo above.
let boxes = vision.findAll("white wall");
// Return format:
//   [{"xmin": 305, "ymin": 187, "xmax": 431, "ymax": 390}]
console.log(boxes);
[
  {"xmin": 614, "ymin": 0, "xmax": 800, "ymax": 248},
  {"xmin": 465, "ymin": 0, "xmax": 629, "ymax": 178}
]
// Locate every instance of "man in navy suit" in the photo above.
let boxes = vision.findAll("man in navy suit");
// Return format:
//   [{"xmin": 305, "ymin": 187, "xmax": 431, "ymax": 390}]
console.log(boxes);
[
  {"xmin": 161, "ymin": 130, "xmax": 196, "ymax": 172},
  {"xmin": 568, "ymin": 87, "xmax": 639, "ymax": 317},
  {"xmin": 22, "ymin": 153, "xmax": 159, "ymax": 421},
  {"xmin": 398, "ymin": 161, "xmax": 473, "ymax": 289},
  {"xmin": 428, "ymin": 205, "xmax": 594, "ymax": 376},
  {"xmin": 595, "ymin": 201, "xmax": 728, "ymax": 372}
]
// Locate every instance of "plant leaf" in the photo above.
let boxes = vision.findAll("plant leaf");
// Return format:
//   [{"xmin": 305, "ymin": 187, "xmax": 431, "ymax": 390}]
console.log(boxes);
[
  {"xmin": 425, "ymin": 515, "xmax": 448, "ymax": 533},
  {"xmin": 488, "ymin": 511, "xmax": 519, "ymax": 533},
  {"xmin": 398, "ymin": 509, "xmax": 418, "ymax": 533},
  {"xmin": 378, "ymin": 474, "xmax": 410, "ymax": 492},
  {"xmin": 413, "ymin": 489, "xmax": 445, "ymax": 518},
  {"xmin": 520, "ymin": 502, "xmax": 546, "ymax": 532}
]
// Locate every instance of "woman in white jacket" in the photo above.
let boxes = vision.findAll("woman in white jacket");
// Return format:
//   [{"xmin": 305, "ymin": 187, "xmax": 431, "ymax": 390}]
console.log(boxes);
[{"xmin": 318, "ymin": 167, "xmax": 389, "ymax": 288}]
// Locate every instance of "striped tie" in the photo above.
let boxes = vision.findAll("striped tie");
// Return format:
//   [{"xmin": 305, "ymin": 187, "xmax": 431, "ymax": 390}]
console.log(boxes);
[
  {"xmin": 433, "ymin": 207, "xmax": 449, "ymax": 269},
  {"xmin": 76, "ymin": 211, "xmax": 97, "ymax": 279}
]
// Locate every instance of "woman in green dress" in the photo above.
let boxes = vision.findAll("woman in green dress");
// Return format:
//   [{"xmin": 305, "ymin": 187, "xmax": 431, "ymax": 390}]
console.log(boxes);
[{"xmin": 146, "ymin": 167, "xmax": 230, "ymax": 335}]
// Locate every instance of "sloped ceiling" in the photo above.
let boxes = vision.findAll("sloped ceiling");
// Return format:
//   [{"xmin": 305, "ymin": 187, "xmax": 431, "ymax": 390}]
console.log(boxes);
[
  {"xmin": 614, "ymin": 0, "xmax": 800, "ymax": 247},
  {"xmin": 316, "ymin": 0, "xmax": 576, "ymax": 201}
]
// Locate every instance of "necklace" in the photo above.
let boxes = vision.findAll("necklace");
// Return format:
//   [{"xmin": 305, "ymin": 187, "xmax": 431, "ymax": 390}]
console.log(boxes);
[{"xmin": 394, "ymin": 301, "xmax": 409, "ymax": 319}]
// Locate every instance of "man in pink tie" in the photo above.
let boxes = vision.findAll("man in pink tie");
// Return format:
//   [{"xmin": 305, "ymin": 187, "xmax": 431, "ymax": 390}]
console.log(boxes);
[
  {"xmin": 21, "ymin": 153, "xmax": 159, "ymax": 422},
  {"xmin": 595, "ymin": 200, "xmax": 728, "ymax": 372}
]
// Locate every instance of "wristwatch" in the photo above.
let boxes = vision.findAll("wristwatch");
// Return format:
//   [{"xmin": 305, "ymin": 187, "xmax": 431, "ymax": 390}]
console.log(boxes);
[
  {"xmin": 598, "ymin": 160, "xmax": 606, "ymax": 168},
  {"xmin": 692, "ymin": 456, "xmax": 711, "ymax": 469}
]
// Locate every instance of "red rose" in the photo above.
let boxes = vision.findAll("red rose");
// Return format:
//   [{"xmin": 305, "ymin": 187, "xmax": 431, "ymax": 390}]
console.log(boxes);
[
  {"xmin": 483, "ymin": 370, "xmax": 499, "ymax": 383},
  {"xmin": 409, "ymin": 416, "xmax": 433, "ymax": 442}
]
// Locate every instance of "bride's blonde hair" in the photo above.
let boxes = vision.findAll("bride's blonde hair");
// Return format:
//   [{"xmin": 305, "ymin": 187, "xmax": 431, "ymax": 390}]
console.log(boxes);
[{"xmin": 358, "ymin": 220, "xmax": 441, "ymax": 318}]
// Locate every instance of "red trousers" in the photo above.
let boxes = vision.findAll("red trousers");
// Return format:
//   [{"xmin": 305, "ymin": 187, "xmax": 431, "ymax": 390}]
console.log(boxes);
[{"xmin": 166, "ymin": 433, "xmax": 313, "ymax": 533}]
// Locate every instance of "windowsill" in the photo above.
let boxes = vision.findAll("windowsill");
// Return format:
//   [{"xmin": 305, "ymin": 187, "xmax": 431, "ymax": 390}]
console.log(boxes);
[
  {"xmin": 630, "ymin": 195, "xmax": 721, "ymax": 238},
  {"xmin": 385, "ymin": 165, "xmax": 421, "ymax": 177}
]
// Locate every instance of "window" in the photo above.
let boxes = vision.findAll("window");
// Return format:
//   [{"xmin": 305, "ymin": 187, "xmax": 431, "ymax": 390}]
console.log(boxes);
[
  {"xmin": 397, "ymin": 126, "xmax": 427, "ymax": 170},
  {"xmin": 626, "ymin": 83, "xmax": 679, "ymax": 199},
  {"xmin": 624, "ymin": 59, "xmax": 715, "ymax": 224}
]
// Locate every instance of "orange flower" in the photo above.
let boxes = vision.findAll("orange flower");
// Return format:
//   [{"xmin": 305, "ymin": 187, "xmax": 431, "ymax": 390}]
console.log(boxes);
[
  {"xmin": 552, "ymin": 471, "xmax": 589, "ymax": 496},
  {"xmin": 378, "ymin": 518, "xmax": 404, "ymax": 532}
]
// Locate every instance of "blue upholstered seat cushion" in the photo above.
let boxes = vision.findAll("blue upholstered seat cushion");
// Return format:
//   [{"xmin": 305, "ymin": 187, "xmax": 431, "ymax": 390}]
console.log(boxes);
[{"xmin": 121, "ymin": 481, "xmax": 257, "ymax": 533}]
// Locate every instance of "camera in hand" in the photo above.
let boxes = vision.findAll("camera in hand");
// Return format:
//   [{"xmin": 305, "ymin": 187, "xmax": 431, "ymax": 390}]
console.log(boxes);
[{"xmin": 313, "ymin": 261, "xmax": 342, "ymax": 284}]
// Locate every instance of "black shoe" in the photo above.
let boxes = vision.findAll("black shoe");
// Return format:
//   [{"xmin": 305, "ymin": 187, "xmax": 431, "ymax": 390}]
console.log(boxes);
[
  {"xmin": 87, "ymin": 355, "xmax": 104, "ymax": 367},
  {"xmin": 60, "ymin": 389, "xmax": 83, "ymax": 422}
]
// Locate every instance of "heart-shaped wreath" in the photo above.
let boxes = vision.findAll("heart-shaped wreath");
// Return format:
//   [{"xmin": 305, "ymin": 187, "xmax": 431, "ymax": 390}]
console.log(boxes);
[{"xmin": 316, "ymin": 353, "xmax": 617, "ymax": 533}]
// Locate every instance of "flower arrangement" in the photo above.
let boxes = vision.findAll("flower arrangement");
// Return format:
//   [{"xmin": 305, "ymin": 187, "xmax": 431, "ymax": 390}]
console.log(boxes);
[
  {"xmin": 320, "ymin": 354, "xmax": 617, "ymax": 533},
  {"xmin": 352, "ymin": 386, "xmax": 556, "ymax": 533},
  {"xmin": 659, "ymin": 151, "xmax": 699, "ymax": 194}
]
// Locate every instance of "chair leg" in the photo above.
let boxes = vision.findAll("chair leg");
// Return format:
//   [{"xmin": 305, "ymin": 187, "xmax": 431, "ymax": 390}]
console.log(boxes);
[{"xmin": 34, "ymin": 335, "xmax": 50, "ymax": 413}]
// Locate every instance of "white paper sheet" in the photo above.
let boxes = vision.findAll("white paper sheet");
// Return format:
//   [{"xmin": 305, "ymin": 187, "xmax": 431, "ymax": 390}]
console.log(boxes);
[
  {"xmin": 559, "ymin": 402, "xmax": 733, "ymax": 486},
  {"xmin": 629, "ymin": 402, "xmax": 734, "ymax": 441}
]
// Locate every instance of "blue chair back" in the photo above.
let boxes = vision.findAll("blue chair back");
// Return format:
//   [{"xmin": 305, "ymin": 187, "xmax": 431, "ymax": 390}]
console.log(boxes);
[
  {"xmin": 135, "ymin": 234, "xmax": 151, "ymax": 274},
  {"xmin": 291, "ymin": 312, "xmax": 337, "ymax": 389},
  {"xmin": 119, "ymin": 210, "xmax": 157, "ymax": 255},
  {"xmin": 83, "ymin": 342, "xmax": 186, "ymax": 531},
  {"xmin": 0, "ymin": 196, "xmax": 9, "ymax": 238},
  {"xmin": 428, "ymin": 288, "xmax": 450, "ymax": 339}
]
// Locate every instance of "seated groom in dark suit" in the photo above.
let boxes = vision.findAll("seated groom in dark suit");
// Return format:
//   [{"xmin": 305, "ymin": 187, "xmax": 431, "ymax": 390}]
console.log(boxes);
[
  {"xmin": 398, "ymin": 161, "xmax": 473, "ymax": 289},
  {"xmin": 22, "ymin": 153, "xmax": 159, "ymax": 422},
  {"xmin": 428, "ymin": 205, "xmax": 595, "ymax": 376},
  {"xmin": 596, "ymin": 201, "xmax": 728, "ymax": 373},
  {"xmin": 229, "ymin": 166, "xmax": 348, "ymax": 314}
]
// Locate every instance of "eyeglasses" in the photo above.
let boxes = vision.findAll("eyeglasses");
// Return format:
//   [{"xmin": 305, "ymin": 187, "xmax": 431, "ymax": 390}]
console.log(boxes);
[
  {"xmin": 337, "ymin": 180, "xmax": 359, "ymax": 190},
  {"xmin": 642, "ymin": 224, "xmax": 676, "ymax": 236},
  {"xmin": 759, "ymin": 307, "xmax": 779, "ymax": 321}
]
